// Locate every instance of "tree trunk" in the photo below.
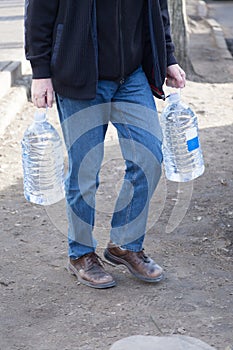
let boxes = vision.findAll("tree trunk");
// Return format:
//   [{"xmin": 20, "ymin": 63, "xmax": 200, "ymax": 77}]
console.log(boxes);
[{"xmin": 168, "ymin": 0, "xmax": 189, "ymax": 71}]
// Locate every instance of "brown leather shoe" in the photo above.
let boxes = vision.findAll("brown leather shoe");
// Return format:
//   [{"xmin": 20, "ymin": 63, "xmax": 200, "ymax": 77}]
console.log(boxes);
[
  {"xmin": 68, "ymin": 252, "xmax": 116, "ymax": 289},
  {"xmin": 104, "ymin": 242, "xmax": 163, "ymax": 282}
]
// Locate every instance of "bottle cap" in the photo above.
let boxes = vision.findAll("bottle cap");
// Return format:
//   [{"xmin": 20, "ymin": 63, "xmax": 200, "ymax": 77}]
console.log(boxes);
[
  {"xmin": 167, "ymin": 92, "xmax": 180, "ymax": 104},
  {"xmin": 34, "ymin": 111, "xmax": 46, "ymax": 122}
]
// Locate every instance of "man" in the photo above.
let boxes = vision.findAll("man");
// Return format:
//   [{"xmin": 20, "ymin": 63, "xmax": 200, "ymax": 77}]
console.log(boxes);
[{"xmin": 25, "ymin": 0, "xmax": 186, "ymax": 289}]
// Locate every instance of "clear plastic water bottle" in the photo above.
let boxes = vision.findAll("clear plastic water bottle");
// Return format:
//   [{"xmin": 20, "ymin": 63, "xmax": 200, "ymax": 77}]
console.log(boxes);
[
  {"xmin": 21, "ymin": 111, "xmax": 65, "ymax": 205},
  {"xmin": 160, "ymin": 92, "xmax": 205, "ymax": 182}
]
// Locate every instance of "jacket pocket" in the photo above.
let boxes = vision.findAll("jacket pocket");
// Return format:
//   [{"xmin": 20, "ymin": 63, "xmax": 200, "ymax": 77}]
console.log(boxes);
[{"xmin": 51, "ymin": 24, "xmax": 63, "ymax": 66}]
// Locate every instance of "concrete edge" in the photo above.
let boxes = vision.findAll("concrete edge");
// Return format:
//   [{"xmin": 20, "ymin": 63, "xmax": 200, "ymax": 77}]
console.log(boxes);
[
  {"xmin": 0, "ymin": 61, "xmax": 22, "ymax": 99},
  {"xmin": 0, "ymin": 56, "xmax": 31, "ymax": 137},
  {"xmin": 197, "ymin": 0, "xmax": 232, "ymax": 60},
  {"xmin": 205, "ymin": 18, "xmax": 232, "ymax": 59},
  {"xmin": 0, "ymin": 86, "xmax": 28, "ymax": 138}
]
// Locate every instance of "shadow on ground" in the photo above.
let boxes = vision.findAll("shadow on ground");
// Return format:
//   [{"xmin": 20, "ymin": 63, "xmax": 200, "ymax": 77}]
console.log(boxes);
[{"xmin": 0, "ymin": 117, "xmax": 232, "ymax": 350}]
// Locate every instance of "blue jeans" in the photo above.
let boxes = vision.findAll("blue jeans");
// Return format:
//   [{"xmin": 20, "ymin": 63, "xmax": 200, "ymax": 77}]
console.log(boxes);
[{"xmin": 56, "ymin": 66, "xmax": 163, "ymax": 259}]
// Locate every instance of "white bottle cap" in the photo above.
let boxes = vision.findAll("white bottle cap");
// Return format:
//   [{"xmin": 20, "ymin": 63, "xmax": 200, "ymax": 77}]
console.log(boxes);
[
  {"xmin": 34, "ymin": 111, "xmax": 46, "ymax": 122},
  {"xmin": 167, "ymin": 92, "xmax": 180, "ymax": 103}
]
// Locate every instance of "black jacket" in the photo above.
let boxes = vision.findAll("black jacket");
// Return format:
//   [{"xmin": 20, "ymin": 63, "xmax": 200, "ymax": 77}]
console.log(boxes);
[{"xmin": 25, "ymin": 0, "xmax": 177, "ymax": 100}]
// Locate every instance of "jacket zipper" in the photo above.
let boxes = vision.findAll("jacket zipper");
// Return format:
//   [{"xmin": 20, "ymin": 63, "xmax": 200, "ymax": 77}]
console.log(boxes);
[{"xmin": 118, "ymin": 0, "xmax": 125, "ymax": 84}]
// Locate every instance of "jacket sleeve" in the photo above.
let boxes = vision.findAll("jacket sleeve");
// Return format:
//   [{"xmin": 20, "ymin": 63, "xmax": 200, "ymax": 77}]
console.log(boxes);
[
  {"xmin": 159, "ymin": 0, "xmax": 177, "ymax": 67},
  {"xmin": 25, "ymin": 0, "xmax": 59, "ymax": 79}
]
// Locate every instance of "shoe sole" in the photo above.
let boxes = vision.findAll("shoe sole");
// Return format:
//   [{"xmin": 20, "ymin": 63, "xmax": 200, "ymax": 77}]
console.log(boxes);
[
  {"xmin": 104, "ymin": 249, "xmax": 164, "ymax": 283},
  {"xmin": 67, "ymin": 263, "xmax": 116, "ymax": 289}
]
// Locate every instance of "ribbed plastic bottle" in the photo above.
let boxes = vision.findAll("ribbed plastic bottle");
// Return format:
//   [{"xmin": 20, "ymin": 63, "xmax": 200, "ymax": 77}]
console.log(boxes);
[
  {"xmin": 21, "ymin": 111, "xmax": 65, "ymax": 205},
  {"xmin": 160, "ymin": 92, "xmax": 205, "ymax": 182}
]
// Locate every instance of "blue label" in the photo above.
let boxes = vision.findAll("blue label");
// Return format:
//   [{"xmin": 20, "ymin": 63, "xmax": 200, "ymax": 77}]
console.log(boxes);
[{"xmin": 187, "ymin": 136, "xmax": 199, "ymax": 152}]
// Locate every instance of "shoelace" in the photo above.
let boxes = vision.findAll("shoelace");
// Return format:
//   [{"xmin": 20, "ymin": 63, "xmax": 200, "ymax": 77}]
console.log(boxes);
[
  {"xmin": 139, "ymin": 249, "xmax": 150, "ymax": 263},
  {"xmin": 85, "ymin": 252, "xmax": 106, "ymax": 270}
]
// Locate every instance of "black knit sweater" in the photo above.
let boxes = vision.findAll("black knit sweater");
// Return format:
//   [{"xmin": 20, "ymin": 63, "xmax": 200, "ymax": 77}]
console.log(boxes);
[{"xmin": 25, "ymin": 0, "xmax": 177, "ymax": 100}]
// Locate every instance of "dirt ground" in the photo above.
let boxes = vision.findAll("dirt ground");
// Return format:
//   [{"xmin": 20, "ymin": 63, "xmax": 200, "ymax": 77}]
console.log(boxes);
[{"xmin": 1, "ymin": 9, "xmax": 233, "ymax": 350}]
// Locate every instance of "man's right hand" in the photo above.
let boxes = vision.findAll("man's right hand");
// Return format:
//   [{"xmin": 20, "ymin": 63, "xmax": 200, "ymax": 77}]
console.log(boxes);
[{"xmin": 31, "ymin": 78, "xmax": 54, "ymax": 108}]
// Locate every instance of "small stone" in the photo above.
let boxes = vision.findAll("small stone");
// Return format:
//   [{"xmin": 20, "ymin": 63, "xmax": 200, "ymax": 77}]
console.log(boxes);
[
  {"xmin": 177, "ymin": 327, "xmax": 186, "ymax": 335},
  {"xmin": 14, "ymin": 222, "xmax": 21, "ymax": 227},
  {"xmin": 193, "ymin": 216, "xmax": 202, "ymax": 222},
  {"xmin": 220, "ymin": 179, "xmax": 228, "ymax": 186}
]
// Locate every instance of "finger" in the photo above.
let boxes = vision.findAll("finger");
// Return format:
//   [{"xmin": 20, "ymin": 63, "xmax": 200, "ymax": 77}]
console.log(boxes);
[
  {"xmin": 32, "ymin": 90, "xmax": 47, "ymax": 106},
  {"xmin": 46, "ymin": 89, "xmax": 54, "ymax": 108},
  {"xmin": 176, "ymin": 70, "xmax": 185, "ymax": 85},
  {"xmin": 179, "ymin": 75, "xmax": 186, "ymax": 88},
  {"xmin": 166, "ymin": 77, "xmax": 184, "ymax": 89},
  {"xmin": 34, "ymin": 96, "xmax": 47, "ymax": 108},
  {"xmin": 178, "ymin": 69, "xmax": 186, "ymax": 87},
  {"xmin": 166, "ymin": 77, "xmax": 177, "ymax": 88},
  {"xmin": 173, "ymin": 74, "xmax": 185, "ymax": 88},
  {"xmin": 177, "ymin": 77, "xmax": 185, "ymax": 88},
  {"xmin": 166, "ymin": 65, "xmax": 186, "ymax": 88},
  {"xmin": 180, "ymin": 70, "xmax": 186, "ymax": 79},
  {"xmin": 32, "ymin": 92, "xmax": 45, "ymax": 104}
]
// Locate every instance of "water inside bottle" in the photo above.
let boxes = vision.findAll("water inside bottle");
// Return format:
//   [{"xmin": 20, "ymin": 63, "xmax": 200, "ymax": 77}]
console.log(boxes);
[
  {"xmin": 22, "ymin": 114, "xmax": 65, "ymax": 205},
  {"xmin": 161, "ymin": 94, "xmax": 205, "ymax": 182}
]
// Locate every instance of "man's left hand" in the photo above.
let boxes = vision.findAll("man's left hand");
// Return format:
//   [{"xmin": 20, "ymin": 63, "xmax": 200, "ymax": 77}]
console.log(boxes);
[{"xmin": 166, "ymin": 64, "xmax": 186, "ymax": 89}]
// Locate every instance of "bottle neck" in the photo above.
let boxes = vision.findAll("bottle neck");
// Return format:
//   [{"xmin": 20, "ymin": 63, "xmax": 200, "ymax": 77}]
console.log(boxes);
[
  {"xmin": 34, "ymin": 113, "xmax": 46, "ymax": 123},
  {"xmin": 167, "ymin": 92, "xmax": 180, "ymax": 104}
]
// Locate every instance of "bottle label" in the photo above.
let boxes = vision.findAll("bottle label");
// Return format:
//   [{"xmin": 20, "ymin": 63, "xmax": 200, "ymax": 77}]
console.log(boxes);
[{"xmin": 186, "ymin": 128, "xmax": 199, "ymax": 152}]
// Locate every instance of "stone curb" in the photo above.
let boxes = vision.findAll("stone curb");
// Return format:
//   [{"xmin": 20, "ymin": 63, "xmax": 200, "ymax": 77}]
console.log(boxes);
[
  {"xmin": 0, "ymin": 85, "xmax": 28, "ymax": 138},
  {"xmin": 0, "ymin": 61, "xmax": 22, "ymax": 99},
  {"xmin": 206, "ymin": 18, "xmax": 232, "ymax": 59},
  {"xmin": 0, "ymin": 58, "xmax": 31, "ymax": 137},
  {"xmin": 197, "ymin": 0, "xmax": 232, "ymax": 60}
]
